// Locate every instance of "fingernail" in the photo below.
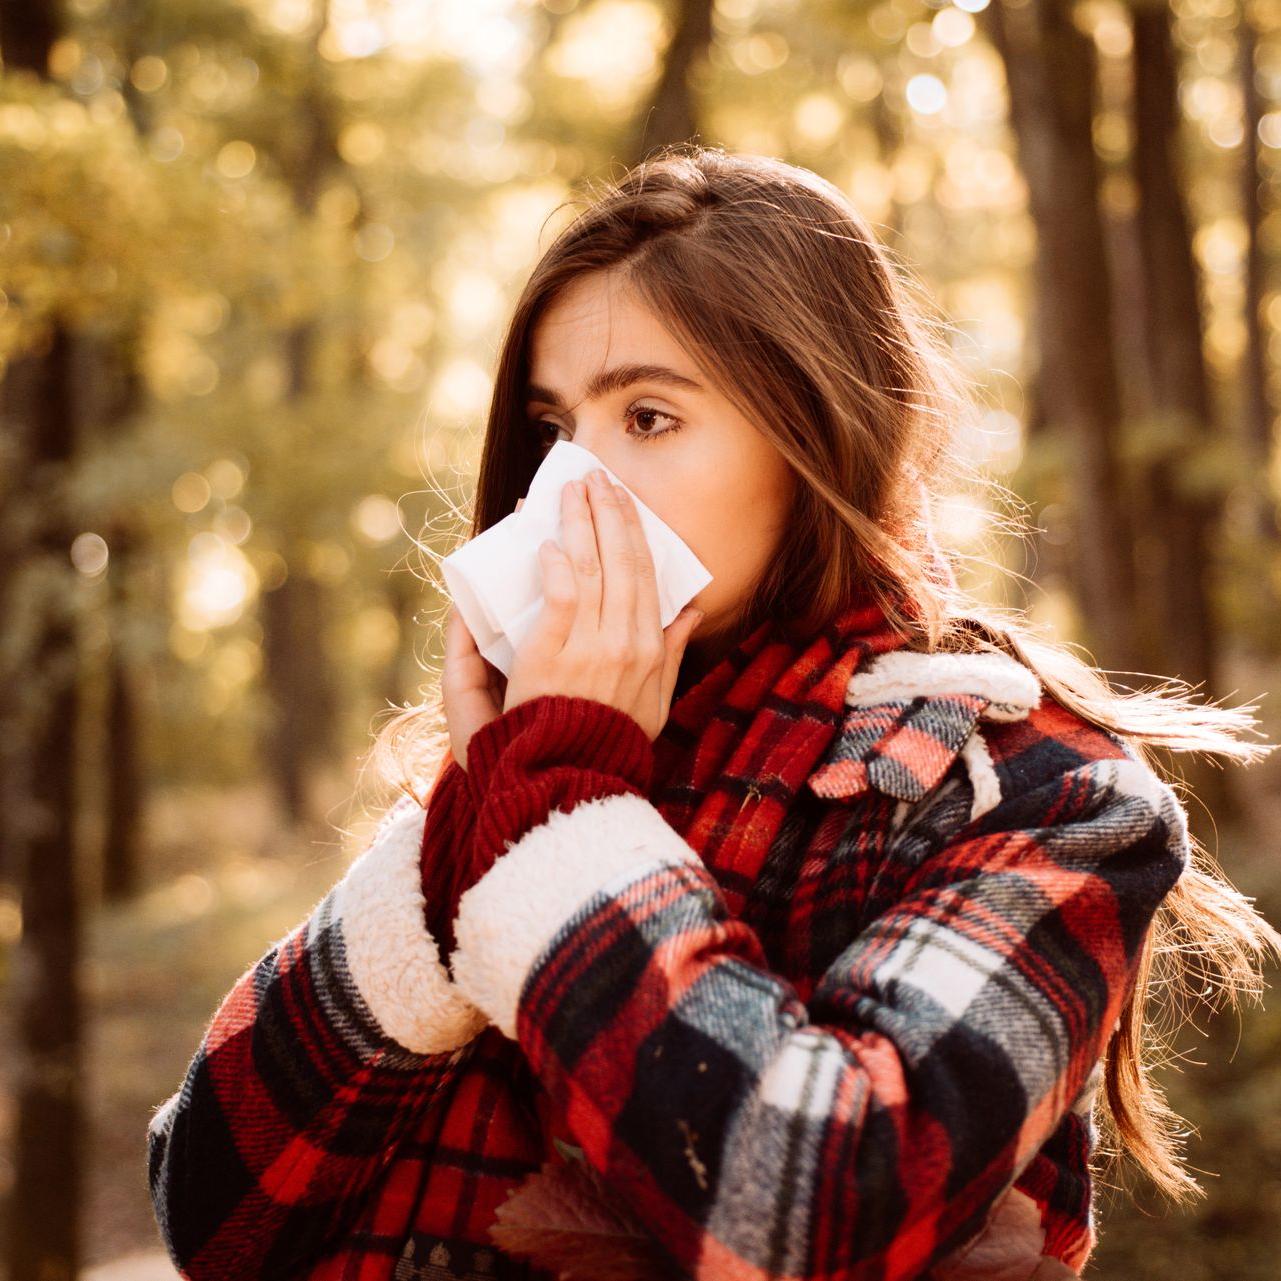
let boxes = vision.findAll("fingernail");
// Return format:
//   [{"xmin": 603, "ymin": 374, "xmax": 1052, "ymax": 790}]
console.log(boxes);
[{"xmin": 589, "ymin": 468, "xmax": 608, "ymax": 487}]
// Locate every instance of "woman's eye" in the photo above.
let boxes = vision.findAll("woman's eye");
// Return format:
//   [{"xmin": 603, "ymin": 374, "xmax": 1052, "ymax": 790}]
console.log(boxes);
[
  {"xmin": 626, "ymin": 405, "xmax": 684, "ymax": 443},
  {"xmin": 531, "ymin": 419, "xmax": 569, "ymax": 449},
  {"xmin": 529, "ymin": 407, "xmax": 684, "ymax": 451}
]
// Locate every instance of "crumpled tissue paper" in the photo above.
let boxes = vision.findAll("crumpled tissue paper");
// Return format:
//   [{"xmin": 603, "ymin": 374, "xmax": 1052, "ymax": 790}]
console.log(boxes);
[{"xmin": 441, "ymin": 439, "xmax": 714, "ymax": 677}]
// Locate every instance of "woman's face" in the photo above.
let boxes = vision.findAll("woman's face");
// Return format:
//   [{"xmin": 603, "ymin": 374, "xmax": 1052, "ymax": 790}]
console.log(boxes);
[{"xmin": 523, "ymin": 270, "xmax": 796, "ymax": 658}]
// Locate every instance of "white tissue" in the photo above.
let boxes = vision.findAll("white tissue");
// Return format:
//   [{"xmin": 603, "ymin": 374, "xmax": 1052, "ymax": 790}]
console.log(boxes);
[{"xmin": 441, "ymin": 439, "xmax": 714, "ymax": 677}]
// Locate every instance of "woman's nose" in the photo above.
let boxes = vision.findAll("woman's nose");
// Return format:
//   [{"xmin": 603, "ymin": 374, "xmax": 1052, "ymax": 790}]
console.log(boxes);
[
  {"xmin": 534, "ymin": 432, "xmax": 638, "ymax": 504},
  {"xmin": 560, "ymin": 426, "xmax": 626, "ymax": 479},
  {"xmin": 558, "ymin": 443, "xmax": 627, "ymax": 491}
]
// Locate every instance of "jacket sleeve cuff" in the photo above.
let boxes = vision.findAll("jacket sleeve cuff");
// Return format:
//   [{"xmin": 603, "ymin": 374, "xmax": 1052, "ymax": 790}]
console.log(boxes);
[
  {"xmin": 326, "ymin": 798, "xmax": 489, "ymax": 1056},
  {"xmin": 450, "ymin": 792, "xmax": 701, "ymax": 1040}
]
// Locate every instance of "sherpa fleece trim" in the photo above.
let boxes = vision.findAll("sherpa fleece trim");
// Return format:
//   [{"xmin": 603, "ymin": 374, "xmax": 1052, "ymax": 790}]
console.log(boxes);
[
  {"xmin": 847, "ymin": 648, "xmax": 1042, "ymax": 719},
  {"xmin": 959, "ymin": 724, "xmax": 1002, "ymax": 824},
  {"xmin": 451, "ymin": 791, "xmax": 701, "ymax": 1040},
  {"xmin": 330, "ymin": 800, "xmax": 488, "ymax": 1055}
]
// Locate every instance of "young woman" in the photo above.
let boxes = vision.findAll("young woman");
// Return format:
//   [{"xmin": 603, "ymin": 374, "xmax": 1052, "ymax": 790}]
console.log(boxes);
[{"xmin": 148, "ymin": 146, "xmax": 1279, "ymax": 1281}]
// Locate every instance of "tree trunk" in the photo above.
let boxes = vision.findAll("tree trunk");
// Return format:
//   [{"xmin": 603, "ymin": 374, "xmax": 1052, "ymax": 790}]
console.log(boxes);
[
  {"xmin": 981, "ymin": 0, "xmax": 1142, "ymax": 672},
  {"xmin": 261, "ymin": 573, "xmax": 310, "ymax": 824},
  {"xmin": 255, "ymin": 3, "xmax": 341, "ymax": 824},
  {"xmin": 1237, "ymin": 12, "xmax": 1279, "ymax": 562},
  {"xmin": 2, "ymin": 322, "xmax": 86, "ymax": 1281},
  {"xmin": 0, "ymin": 4, "xmax": 87, "ymax": 1278},
  {"xmin": 0, "ymin": 0, "xmax": 56, "ymax": 73},
  {"xmin": 625, "ymin": 0, "xmax": 716, "ymax": 163},
  {"xmin": 1129, "ymin": 1, "xmax": 1235, "ymax": 827},
  {"xmin": 100, "ymin": 515, "xmax": 144, "ymax": 904}
]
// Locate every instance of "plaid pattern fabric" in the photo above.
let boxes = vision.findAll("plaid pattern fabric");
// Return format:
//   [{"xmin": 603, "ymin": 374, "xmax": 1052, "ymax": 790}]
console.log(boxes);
[
  {"xmin": 809, "ymin": 692, "xmax": 991, "ymax": 802},
  {"xmin": 148, "ymin": 596, "xmax": 1191, "ymax": 1281}
]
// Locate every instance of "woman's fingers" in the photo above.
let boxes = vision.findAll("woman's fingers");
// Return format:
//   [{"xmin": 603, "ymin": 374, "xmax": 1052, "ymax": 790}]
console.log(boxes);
[
  {"xmin": 559, "ymin": 478, "xmax": 602, "ymax": 632},
  {"xmin": 505, "ymin": 464, "xmax": 697, "ymax": 737},
  {"xmin": 444, "ymin": 603, "xmax": 496, "ymax": 690},
  {"xmin": 584, "ymin": 470, "xmax": 636, "ymax": 647},
  {"xmin": 613, "ymin": 483, "xmax": 661, "ymax": 654},
  {"xmin": 443, "ymin": 603, "xmax": 505, "ymax": 768},
  {"xmin": 443, "ymin": 602, "xmax": 476, "ymax": 670},
  {"xmin": 532, "ymin": 537, "xmax": 578, "ymax": 654}
]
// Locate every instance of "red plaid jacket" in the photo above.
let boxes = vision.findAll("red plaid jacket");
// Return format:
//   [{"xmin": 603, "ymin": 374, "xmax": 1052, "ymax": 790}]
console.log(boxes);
[{"xmin": 148, "ymin": 646, "xmax": 1191, "ymax": 1280}]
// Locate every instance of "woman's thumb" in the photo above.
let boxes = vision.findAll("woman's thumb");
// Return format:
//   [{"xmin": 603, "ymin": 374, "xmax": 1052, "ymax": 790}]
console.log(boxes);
[
  {"xmin": 660, "ymin": 605, "xmax": 704, "ymax": 700},
  {"xmin": 673, "ymin": 604, "xmax": 704, "ymax": 644}
]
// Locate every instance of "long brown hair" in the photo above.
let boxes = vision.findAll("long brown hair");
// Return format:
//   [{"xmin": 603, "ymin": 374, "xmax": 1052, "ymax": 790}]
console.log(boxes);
[{"xmin": 362, "ymin": 143, "xmax": 1281, "ymax": 1204}]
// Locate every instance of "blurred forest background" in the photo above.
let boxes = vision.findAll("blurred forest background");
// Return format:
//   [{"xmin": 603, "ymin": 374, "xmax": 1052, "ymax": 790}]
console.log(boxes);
[{"xmin": 1, "ymin": 0, "xmax": 1280, "ymax": 1277}]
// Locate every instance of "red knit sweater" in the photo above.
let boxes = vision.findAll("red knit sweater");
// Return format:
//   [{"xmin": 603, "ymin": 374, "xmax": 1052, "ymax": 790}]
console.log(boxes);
[{"xmin": 422, "ymin": 694, "xmax": 656, "ymax": 961}]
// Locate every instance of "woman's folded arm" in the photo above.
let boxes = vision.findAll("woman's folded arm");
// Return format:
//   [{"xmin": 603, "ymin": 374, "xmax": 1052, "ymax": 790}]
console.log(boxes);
[
  {"xmin": 146, "ymin": 795, "xmax": 487, "ymax": 1281},
  {"xmin": 449, "ymin": 697, "xmax": 1191, "ymax": 1280}
]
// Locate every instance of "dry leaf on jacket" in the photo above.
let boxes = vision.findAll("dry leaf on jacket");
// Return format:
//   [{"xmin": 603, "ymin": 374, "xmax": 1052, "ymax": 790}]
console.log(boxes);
[{"xmin": 487, "ymin": 1149, "xmax": 677, "ymax": 1281}]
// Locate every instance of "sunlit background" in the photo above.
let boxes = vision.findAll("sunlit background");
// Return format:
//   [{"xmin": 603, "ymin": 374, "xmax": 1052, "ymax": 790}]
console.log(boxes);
[{"xmin": 1, "ymin": 0, "xmax": 1280, "ymax": 1276}]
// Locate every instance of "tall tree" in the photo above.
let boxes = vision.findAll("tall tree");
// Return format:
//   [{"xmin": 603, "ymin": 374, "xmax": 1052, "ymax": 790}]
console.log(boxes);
[
  {"xmin": 1129, "ymin": 0, "xmax": 1233, "ymax": 820},
  {"xmin": 259, "ymin": 0, "xmax": 343, "ymax": 824},
  {"xmin": 1237, "ymin": 8, "xmax": 1279, "ymax": 565},
  {"xmin": 0, "ymin": 5, "xmax": 88, "ymax": 1276},
  {"xmin": 93, "ymin": 0, "xmax": 156, "ymax": 902},
  {"xmin": 99, "ymin": 513, "xmax": 145, "ymax": 903},
  {"xmin": 981, "ymin": 0, "xmax": 1143, "ymax": 672},
  {"xmin": 626, "ymin": 0, "xmax": 716, "ymax": 164}
]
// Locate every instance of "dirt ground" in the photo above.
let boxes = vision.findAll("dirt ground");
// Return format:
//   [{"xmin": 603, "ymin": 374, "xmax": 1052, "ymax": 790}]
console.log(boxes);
[{"xmin": 0, "ymin": 764, "xmax": 382, "ymax": 1276}]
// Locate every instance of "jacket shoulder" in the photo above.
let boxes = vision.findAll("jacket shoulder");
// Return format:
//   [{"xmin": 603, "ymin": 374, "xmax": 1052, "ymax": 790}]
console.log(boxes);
[{"xmin": 807, "ymin": 646, "xmax": 1147, "ymax": 828}]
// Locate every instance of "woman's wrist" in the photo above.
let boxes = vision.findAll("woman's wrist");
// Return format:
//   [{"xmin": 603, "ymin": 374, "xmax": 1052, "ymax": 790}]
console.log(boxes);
[{"xmin": 463, "ymin": 694, "xmax": 655, "ymax": 808}]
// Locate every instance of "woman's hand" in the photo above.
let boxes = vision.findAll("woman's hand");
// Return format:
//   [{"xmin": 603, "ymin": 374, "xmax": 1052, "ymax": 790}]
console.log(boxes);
[
  {"xmin": 442, "ymin": 498, "xmax": 526, "ymax": 772},
  {"xmin": 442, "ymin": 606, "xmax": 506, "ymax": 774},
  {"xmin": 503, "ymin": 469, "xmax": 705, "ymax": 742}
]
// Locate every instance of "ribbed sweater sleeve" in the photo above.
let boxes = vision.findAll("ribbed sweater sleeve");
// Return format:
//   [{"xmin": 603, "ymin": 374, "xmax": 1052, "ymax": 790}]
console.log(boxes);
[{"xmin": 464, "ymin": 693, "xmax": 655, "ymax": 879}]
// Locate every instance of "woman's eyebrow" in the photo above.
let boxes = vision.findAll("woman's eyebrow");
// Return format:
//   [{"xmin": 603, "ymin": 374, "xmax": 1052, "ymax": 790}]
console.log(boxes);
[{"xmin": 525, "ymin": 363, "xmax": 704, "ymax": 406}]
